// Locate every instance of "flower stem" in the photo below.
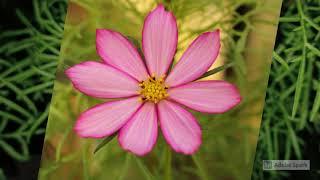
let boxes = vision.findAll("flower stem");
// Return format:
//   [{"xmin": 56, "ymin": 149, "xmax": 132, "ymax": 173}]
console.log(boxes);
[{"xmin": 164, "ymin": 146, "xmax": 172, "ymax": 180}]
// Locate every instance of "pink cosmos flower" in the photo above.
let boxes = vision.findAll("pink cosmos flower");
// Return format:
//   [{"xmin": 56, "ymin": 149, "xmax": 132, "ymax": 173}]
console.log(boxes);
[{"xmin": 66, "ymin": 4, "xmax": 241, "ymax": 156}]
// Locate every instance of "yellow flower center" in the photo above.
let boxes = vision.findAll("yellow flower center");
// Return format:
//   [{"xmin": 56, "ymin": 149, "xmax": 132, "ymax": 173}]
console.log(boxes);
[{"xmin": 139, "ymin": 76, "xmax": 168, "ymax": 103}]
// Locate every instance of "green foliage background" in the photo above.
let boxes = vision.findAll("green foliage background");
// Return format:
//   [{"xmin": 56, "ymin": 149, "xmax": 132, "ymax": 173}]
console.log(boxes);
[
  {"xmin": 0, "ymin": 0, "xmax": 67, "ymax": 175},
  {"xmin": 3, "ymin": 0, "xmax": 318, "ymax": 180},
  {"xmin": 253, "ymin": 0, "xmax": 320, "ymax": 179}
]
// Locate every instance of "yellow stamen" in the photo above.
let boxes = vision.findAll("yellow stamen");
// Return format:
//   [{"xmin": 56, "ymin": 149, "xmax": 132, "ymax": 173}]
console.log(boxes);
[{"xmin": 139, "ymin": 76, "xmax": 168, "ymax": 103}]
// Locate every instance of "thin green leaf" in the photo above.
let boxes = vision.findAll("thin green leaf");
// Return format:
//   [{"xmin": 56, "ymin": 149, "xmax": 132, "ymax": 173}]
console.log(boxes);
[
  {"xmin": 0, "ymin": 96, "xmax": 33, "ymax": 118},
  {"xmin": 26, "ymin": 106, "xmax": 50, "ymax": 142},
  {"xmin": 93, "ymin": 134, "xmax": 117, "ymax": 154},
  {"xmin": 272, "ymin": 52, "xmax": 289, "ymax": 70},
  {"xmin": 199, "ymin": 62, "xmax": 234, "ymax": 79},
  {"xmin": 306, "ymin": 43, "xmax": 320, "ymax": 57},
  {"xmin": 310, "ymin": 82, "xmax": 320, "ymax": 122},
  {"xmin": 0, "ymin": 139, "xmax": 29, "ymax": 161},
  {"xmin": 279, "ymin": 16, "xmax": 300, "ymax": 22}
]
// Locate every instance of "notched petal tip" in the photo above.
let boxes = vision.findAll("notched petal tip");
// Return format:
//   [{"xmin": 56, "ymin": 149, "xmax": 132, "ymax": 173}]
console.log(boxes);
[
  {"xmin": 204, "ymin": 29, "xmax": 221, "ymax": 43},
  {"xmin": 178, "ymin": 138, "xmax": 202, "ymax": 155},
  {"xmin": 96, "ymin": 28, "xmax": 103, "ymax": 34},
  {"xmin": 211, "ymin": 29, "xmax": 221, "ymax": 49},
  {"xmin": 213, "ymin": 28, "xmax": 220, "ymax": 35},
  {"xmin": 65, "ymin": 61, "xmax": 88, "ymax": 77},
  {"xmin": 64, "ymin": 67, "xmax": 72, "ymax": 78},
  {"xmin": 222, "ymin": 82, "xmax": 242, "ymax": 108},
  {"xmin": 205, "ymin": 29, "xmax": 220, "ymax": 35},
  {"xmin": 167, "ymin": 132, "xmax": 202, "ymax": 155},
  {"xmin": 96, "ymin": 28, "xmax": 110, "ymax": 34},
  {"xmin": 73, "ymin": 118, "xmax": 100, "ymax": 138},
  {"xmin": 154, "ymin": 3, "xmax": 165, "ymax": 11},
  {"xmin": 73, "ymin": 111, "xmax": 109, "ymax": 139},
  {"xmin": 118, "ymin": 140, "xmax": 153, "ymax": 156},
  {"xmin": 154, "ymin": 3, "xmax": 174, "ymax": 13},
  {"xmin": 229, "ymin": 84, "xmax": 242, "ymax": 107},
  {"xmin": 96, "ymin": 29, "xmax": 110, "ymax": 40}
]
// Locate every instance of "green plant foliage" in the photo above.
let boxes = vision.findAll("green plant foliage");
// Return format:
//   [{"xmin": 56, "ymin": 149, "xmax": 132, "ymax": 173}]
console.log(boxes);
[
  {"xmin": 0, "ymin": 0, "xmax": 67, "ymax": 176},
  {"xmin": 252, "ymin": 0, "xmax": 320, "ymax": 179}
]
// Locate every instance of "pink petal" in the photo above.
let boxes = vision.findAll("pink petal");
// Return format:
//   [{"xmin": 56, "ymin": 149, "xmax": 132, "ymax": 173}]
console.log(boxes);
[
  {"xmin": 165, "ymin": 30, "xmax": 221, "ymax": 87},
  {"xmin": 142, "ymin": 4, "xmax": 178, "ymax": 77},
  {"xmin": 118, "ymin": 103, "xmax": 157, "ymax": 156},
  {"xmin": 168, "ymin": 81, "xmax": 241, "ymax": 113},
  {"xmin": 157, "ymin": 100, "xmax": 201, "ymax": 154},
  {"xmin": 74, "ymin": 97, "xmax": 142, "ymax": 138},
  {"xmin": 65, "ymin": 61, "xmax": 139, "ymax": 99},
  {"xmin": 96, "ymin": 29, "xmax": 149, "ymax": 81}
]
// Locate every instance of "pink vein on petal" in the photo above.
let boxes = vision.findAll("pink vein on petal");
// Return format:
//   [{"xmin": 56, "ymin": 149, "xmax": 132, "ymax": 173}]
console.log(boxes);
[
  {"xmin": 165, "ymin": 30, "xmax": 221, "ymax": 87},
  {"xmin": 96, "ymin": 29, "xmax": 149, "ymax": 81},
  {"xmin": 168, "ymin": 80, "xmax": 241, "ymax": 113},
  {"xmin": 65, "ymin": 61, "xmax": 139, "ymax": 99},
  {"xmin": 118, "ymin": 102, "xmax": 158, "ymax": 156},
  {"xmin": 142, "ymin": 4, "xmax": 178, "ymax": 77},
  {"xmin": 157, "ymin": 100, "xmax": 201, "ymax": 154}
]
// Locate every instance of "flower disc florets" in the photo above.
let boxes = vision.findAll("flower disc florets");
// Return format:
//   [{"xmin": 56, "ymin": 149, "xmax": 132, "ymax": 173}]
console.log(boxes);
[{"xmin": 139, "ymin": 76, "xmax": 168, "ymax": 103}]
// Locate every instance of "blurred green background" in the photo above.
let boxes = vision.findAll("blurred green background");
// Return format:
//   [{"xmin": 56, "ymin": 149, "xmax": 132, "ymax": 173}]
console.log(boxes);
[{"xmin": 1, "ymin": 0, "xmax": 319, "ymax": 180}]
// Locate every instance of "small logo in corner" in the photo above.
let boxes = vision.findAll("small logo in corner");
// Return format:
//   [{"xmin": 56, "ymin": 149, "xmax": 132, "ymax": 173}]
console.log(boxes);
[{"xmin": 263, "ymin": 160, "xmax": 272, "ymax": 170}]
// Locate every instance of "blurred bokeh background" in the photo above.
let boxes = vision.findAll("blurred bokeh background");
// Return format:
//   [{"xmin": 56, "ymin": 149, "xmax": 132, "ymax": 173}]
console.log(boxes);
[{"xmin": 1, "ymin": 0, "xmax": 319, "ymax": 180}]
